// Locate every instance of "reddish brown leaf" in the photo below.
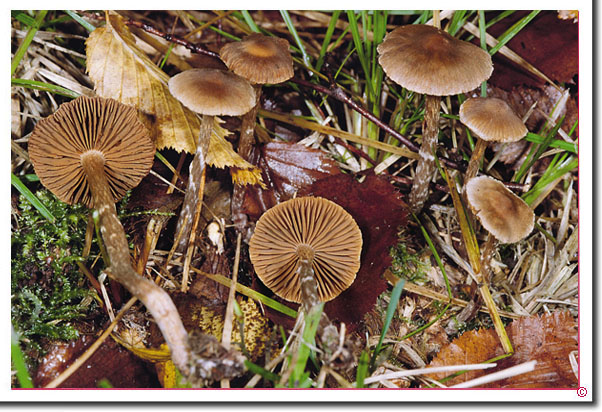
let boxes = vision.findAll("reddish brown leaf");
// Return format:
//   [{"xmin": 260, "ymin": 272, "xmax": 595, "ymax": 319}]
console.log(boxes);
[
  {"xmin": 487, "ymin": 11, "xmax": 578, "ymax": 90},
  {"xmin": 256, "ymin": 173, "xmax": 408, "ymax": 331},
  {"xmin": 33, "ymin": 335, "xmax": 159, "ymax": 388},
  {"xmin": 242, "ymin": 141, "xmax": 342, "ymax": 217},
  {"xmin": 427, "ymin": 311, "xmax": 578, "ymax": 388}
]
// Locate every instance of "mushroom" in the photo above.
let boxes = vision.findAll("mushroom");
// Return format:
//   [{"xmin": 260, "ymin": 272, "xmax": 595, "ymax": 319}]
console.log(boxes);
[
  {"xmin": 465, "ymin": 175, "xmax": 534, "ymax": 244},
  {"xmin": 249, "ymin": 196, "xmax": 362, "ymax": 309},
  {"xmin": 378, "ymin": 24, "xmax": 493, "ymax": 212},
  {"xmin": 168, "ymin": 68, "xmax": 256, "ymax": 253},
  {"xmin": 465, "ymin": 175, "xmax": 535, "ymax": 279},
  {"xmin": 220, "ymin": 33, "xmax": 294, "ymax": 232},
  {"xmin": 27, "ymin": 96, "xmax": 192, "ymax": 375},
  {"xmin": 459, "ymin": 97, "xmax": 528, "ymax": 181}
]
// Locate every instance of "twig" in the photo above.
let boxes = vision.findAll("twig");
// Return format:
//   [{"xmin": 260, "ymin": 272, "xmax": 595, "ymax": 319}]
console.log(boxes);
[
  {"xmin": 450, "ymin": 360, "xmax": 537, "ymax": 388},
  {"xmin": 362, "ymin": 363, "xmax": 497, "ymax": 385}
]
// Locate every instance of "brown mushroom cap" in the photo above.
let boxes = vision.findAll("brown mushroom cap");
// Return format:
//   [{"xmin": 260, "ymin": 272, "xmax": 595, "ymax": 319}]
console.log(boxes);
[
  {"xmin": 249, "ymin": 196, "xmax": 363, "ymax": 303},
  {"xmin": 28, "ymin": 96, "xmax": 155, "ymax": 208},
  {"xmin": 460, "ymin": 97, "xmax": 528, "ymax": 143},
  {"xmin": 220, "ymin": 33, "xmax": 294, "ymax": 84},
  {"xmin": 377, "ymin": 24, "xmax": 493, "ymax": 96},
  {"xmin": 168, "ymin": 68, "xmax": 256, "ymax": 116},
  {"xmin": 465, "ymin": 176, "xmax": 534, "ymax": 243}
]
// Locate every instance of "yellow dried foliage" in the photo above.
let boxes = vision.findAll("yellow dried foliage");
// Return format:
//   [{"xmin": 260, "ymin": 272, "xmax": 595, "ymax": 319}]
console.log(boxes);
[
  {"xmin": 85, "ymin": 11, "xmax": 263, "ymax": 186},
  {"xmin": 190, "ymin": 298, "xmax": 271, "ymax": 361}
]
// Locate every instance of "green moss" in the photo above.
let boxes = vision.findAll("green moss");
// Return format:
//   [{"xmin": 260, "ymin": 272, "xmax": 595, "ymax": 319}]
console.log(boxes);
[
  {"xmin": 11, "ymin": 189, "xmax": 99, "ymax": 359},
  {"xmin": 389, "ymin": 241, "xmax": 430, "ymax": 284}
]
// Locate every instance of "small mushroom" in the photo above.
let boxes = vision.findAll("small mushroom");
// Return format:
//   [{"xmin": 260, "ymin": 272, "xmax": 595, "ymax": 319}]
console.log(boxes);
[
  {"xmin": 465, "ymin": 175, "xmax": 534, "ymax": 283},
  {"xmin": 465, "ymin": 176, "xmax": 534, "ymax": 244},
  {"xmin": 220, "ymin": 34, "xmax": 294, "ymax": 233},
  {"xmin": 168, "ymin": 68, "xmax": 256, "ymax": 252},
  {"xmin": 459, "ymin": 97, "xmax": 528, "ymax": 181},
  {"xmin": 249, "ymin": 196, "xmax": 362, "ymax": 308},
  {"xmin": 378, "ymin": 24, "xmax": 493, "ymax": 212},
  {"xmin": 28, "ymin": 96, "xmax": 192, "ymax": 375}
]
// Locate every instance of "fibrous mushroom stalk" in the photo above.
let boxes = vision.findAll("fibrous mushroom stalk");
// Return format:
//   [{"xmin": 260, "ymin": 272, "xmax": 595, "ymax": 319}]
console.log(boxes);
[
  {"xmin": 174, "ymin": 114, "xmax": 213, "ymax": 253},
  {"xmin": 79, "ymin": 148, "xmax": 192, "ymax": 374},
  {"xmin": 409, "ymin": 94, "xmax": 441, "ymax": 213}
]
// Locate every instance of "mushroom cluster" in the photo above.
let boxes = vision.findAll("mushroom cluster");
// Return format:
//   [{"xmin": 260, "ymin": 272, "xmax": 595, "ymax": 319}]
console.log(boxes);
[{"xmin": 378, "ymin": 24, "xmax": 493, "ymax": 212}]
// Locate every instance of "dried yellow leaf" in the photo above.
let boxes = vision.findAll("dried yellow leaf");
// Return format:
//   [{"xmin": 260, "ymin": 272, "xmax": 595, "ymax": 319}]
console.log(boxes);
[{"xmin": 85, "ymin": 11, "xmax": 263, "ymax": 186}]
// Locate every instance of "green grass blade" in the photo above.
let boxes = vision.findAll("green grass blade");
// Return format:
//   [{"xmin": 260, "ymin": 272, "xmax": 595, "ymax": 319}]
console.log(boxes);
[
  {"xmin": 244, "ymin": 360, "xmax": 280, "ymax": 383},
  {"xmin": 12, "ymin": 78, "xmax": 80, "ymax": 98},
  {"xmin": 514, "ymin": 115, "xmax": 565, "ymax": 182},
  {"xmin": 63, "ymin": 10, "xmax": 96, "ymax": 32},
  {"xmin": 488, "ymin": 10, "xmax": 540, "ymax": 56},
  {"xmin": 524, "ymin": 132, "xmax": 577, "ymax": 154},
  {"xmin": 11, "ymin": 10, "xmax": 48, "ymax": 76},
  {"xmin": 355, "ymin": 350, "xmax": 370, "ymax": 388},
  {"xmin": 315, "ymin": 10, "xmax": 341, "ymax": 72},
  {"xmin": 370, "ymin": 277, "xmax": 405, "ymax": 370},
  {"xmin": 280, "ymin": 10, "xmax": 312, "ymax": 71},
  {"xmin": 11, "ymin": 325, "xmax": 33, "ymax": 388},
  {"xmin": 290, "ymin": 303, "xmax": 323, "ymax": 387},
  {"xmin": 478, "ymin": 11, "xmax": 488, "ymax": 97},
  {"xmin": 522, "ymin": 155, "xmax": 577, "ymax": 206},
  {"xmin": 11, "ymin": 173, "xmax": 56, "ymax": 223},
  {"xmin": 241, "ymin": 10, "xmax": 260, "ymax": 33}
]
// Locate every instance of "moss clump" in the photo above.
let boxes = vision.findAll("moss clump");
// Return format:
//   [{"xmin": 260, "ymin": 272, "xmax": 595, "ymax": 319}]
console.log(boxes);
[
  {"xmin": 389, "ymin": 242, "xmax": 430, "ymax": 284},
  {"xmin": 11, "ymin": 189, "xmax": 99, "ymax": 359}
]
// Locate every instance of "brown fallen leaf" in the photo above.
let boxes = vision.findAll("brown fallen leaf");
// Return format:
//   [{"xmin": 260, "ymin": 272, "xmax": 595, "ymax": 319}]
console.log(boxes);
[
  {"xmin": 33, "ymin": 335, "xmax": 160, "ymax": 388},
  {"xmin": 241, "ymin": 141, "xmax": 342, "ymax": 218},
  {"xmin": 85, "ymin": 11, "xmax": 262, "ymax": 185},
  {"xmin": 427, "ymin": 311, "xmax": 578, "ymax": 388},
  {"xmin": 487, "ymin": 11, "xmax": 578, "ymax": 90}
]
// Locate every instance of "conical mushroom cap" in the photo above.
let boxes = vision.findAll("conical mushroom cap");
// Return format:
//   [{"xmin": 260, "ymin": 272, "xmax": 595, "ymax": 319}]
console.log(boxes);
[
  {"xmin": 465, "ymin": 176, "xmax": 534, "ymax": 243},
  {"xmin": 28, "ymin": 96, "xmax": 155, "ymax": 208},
  {"xmin": 249, "ymin": 197, "xmax": 363, "ymax": 303},
  {"xmin": 220, "ymin": 33, "xmax": 294, "ymax": 84},
  {"xmin": 460, "ymin": 97, "xmax": 528, "ymax": 142},
  {"xmin": 378, "ymin": 24, "xmax": 493, "ymax": 96},
  {"xmin": 168, "ymin": 68, "xmax": 256, "ymax": 116}
]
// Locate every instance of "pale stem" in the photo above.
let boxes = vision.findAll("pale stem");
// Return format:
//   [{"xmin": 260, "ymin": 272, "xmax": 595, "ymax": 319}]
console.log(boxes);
[
  {"xmin": 80, "ymin": 151, "xmax": 192, "ymax": 375},
  {"xmin": 465, "ymin": 138, "xmax": 488, "ymax": 182},
  {"xmin": 409, "ymin": 94, "xmax": 441, "ymax": 213},
  {"xmin": 174, "ymin": 114, "xmax": 213, "ymax": 253},
  {"xmin": 232, "ymin": 85, "xmax": 262, "ymax": 234}
]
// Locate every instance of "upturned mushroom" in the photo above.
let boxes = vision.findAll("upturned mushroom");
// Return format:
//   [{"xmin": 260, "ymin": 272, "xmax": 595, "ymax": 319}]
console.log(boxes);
[
  {"xmin": 249, "ymin": 196, "xmax": 362, "ymax": 366},
  {"xmin": 250, "ymin": 196, "xmax": 362, "ymax": 307},
  {"xmin": 27, "ymin": 96, "xmax": 192, "ymax": 375},
  {"xmin": 220, "ymin": 33, "xmax": 294, "ymax": 232},
  {"xmin": 378, "ymin": 24, "xmax": 493, "ymax": 212},
  {"xmin": 465, "ymin": 175, "xmax": 535, "ymax": 278},
  {"xmin": 168, "ymin": 68, "xmax": 256, "ymax": 253},
  {"xmin": 459, "ymin": 97, "xmax": 528, "ymax": 181}
]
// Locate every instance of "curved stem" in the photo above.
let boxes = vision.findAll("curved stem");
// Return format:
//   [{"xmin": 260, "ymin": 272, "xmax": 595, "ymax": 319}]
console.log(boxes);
[
  {"xmin": 174, "ymin": 114, "xmax": 213, "ymax": 253},
  {"xmin": 409, "ymin": 94, "xmax": 441, "ymax": 213},
  {"xmin": 465, "ymin": 138, "xmax": 487, "ymax": 182},
  {"xmin": 81, "ymin": 151, "xmax": 192, "ymax": 375}
]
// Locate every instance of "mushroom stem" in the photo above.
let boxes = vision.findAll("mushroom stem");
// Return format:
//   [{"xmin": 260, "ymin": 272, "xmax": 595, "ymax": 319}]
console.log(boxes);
[
  {"xmin": 238, "ymin": 85, "xmax": 262, "ymax": 161},
  {"xmin": 174, "ymin": 114, "xmax": 213, "ymax": 253},
  {"xmin": 80, "ymin": 150, "xmax": 192, "ymax": 375},
  {"xmin": 409, "ymin": 94, "xmax": 441, "ymax": 213},
  {"xmin": 465, "ymin": 138, "xmax": 488, "ymax": 182},
  {"xmin": 232, "ymin": 85, "xmax": 262, "ymax": 234}
]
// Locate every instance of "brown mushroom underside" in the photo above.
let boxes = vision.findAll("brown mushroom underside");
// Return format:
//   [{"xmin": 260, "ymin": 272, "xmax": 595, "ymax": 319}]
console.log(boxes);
[{"xmin": 249, "ymin": 196, "xmax": 362, "ymax": 303}]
